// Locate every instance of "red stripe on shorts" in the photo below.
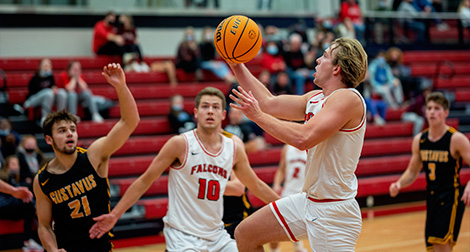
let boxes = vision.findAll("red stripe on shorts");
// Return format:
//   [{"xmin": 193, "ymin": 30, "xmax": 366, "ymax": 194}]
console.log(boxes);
[{"xmin": 272, "ymin": 201, "xmax": 298, "ymax": 242}]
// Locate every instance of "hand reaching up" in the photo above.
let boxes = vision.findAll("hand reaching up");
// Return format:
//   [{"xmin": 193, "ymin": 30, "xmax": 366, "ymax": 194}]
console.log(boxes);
[{"xmin": 102, "ymin": 63, "xmax": 126, "ymax": 88}]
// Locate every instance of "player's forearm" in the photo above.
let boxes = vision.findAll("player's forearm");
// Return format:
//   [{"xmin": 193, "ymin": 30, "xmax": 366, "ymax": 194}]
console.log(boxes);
[
  {"xmin": 229, "ymin": 64, "xmax": 274, "ymax": 108},
  {"xmin": 0, "ymin": 180, "xmax": 16, "ymax": 195},
  {"xmin": 38, "ymin": 225, "xmax": 60, "ymax": 252},
  {"xmin": 115, "ymin": 85, "xmax": 140, "ymax": 129},
  {"xmin": 397, "ymin": 169, "xmax": 419, "ymax": 189},
  {"xmin": 111, "ymin": 178, "xmax": 152, "ymax": 218},
  {"xmin": 251, "ymin": 180, "xmax": 280, "ymax": 204}
]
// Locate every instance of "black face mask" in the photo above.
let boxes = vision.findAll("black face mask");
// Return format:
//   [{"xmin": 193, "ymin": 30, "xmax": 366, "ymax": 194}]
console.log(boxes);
[{"xmin": 25, "ymin": 148, "xmax": 35, "ymax": 154}]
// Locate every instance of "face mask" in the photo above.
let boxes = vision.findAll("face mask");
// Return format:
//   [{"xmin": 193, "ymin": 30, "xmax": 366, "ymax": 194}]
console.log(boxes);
[
  {"xmin": 205, "ymin": 33, "xmax": 212, "ymax": 42},
  {"xmin": 172, "ymin": 104, "xmax": 183, "ymax": 112},
  {"xmin": 185, "ymin": 34, "xmax": 194, "ymax": 42},
  {"xmin": 267, "ymin": 45, "xmax": 278, "ymax": 55},
  {"xmin": 0, "ymin": 129, "xmax": 10, "ymax": 136},
  {"xmin": 10, "ymin": 169, "xmax": 19, "ymax": 175},
  {"xmin": 25, "ymin": 148, "xmax": 35, "ymax": 154},
  {"xmin": 376, "ymin": 57, "xmax": 386, "ymax": 66},
  {"xmin": 40, "ymin": 70, "xmax": 52, "ymax": 77}
]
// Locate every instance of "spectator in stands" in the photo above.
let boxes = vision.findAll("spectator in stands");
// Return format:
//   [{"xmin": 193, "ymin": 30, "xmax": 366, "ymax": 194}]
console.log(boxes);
[
  {"xmin": 258, "ymin": 69, "xmax": 272, "ymax": 91},
  {"xmin": 0, "ymin": 155, "xmax": 43, "ymax": 251},
  {"xmin": 199, "ymin": 26, "xmax": 237, "ymax": 85},
  {"xmin": 358, "ymin": 71, "xmax": 387, "ymax": 126},
  {"xmin": 283, "ymin": 33, "xmax": 314, "ymax": 95},
  {"xmin": 339, "ymin": 0, "xmax": 365, "ymax": 44},
  {"xmin": 390, "ymin": 92, "xmax": 470, "ymax": 252},
  {"xmin": 15, "ymin": 58, "xmax": 67, "ymax": 126},
  {"xmin": 263, "ymin": 25, "xmax": 283, "ymax": 44},
  {"xmin": 369, "ymin": 51, "xmax": 404, "ymax": 108},
  {"xmin": 385, "ymin": 47, "xmax": 421, "ymax": 101},
  {"xmin": 335, "ymin": 17, "xmax": 357, "ymax": 39},
  {"xmin": 175, "ymin": 27, "xmax": 201, "ymax": 76},
  {"xmin": 57, "ymin": 61, "xmax": 104, "ymax": 123},
  {"xmin": 459, "ymin": 0, "xmax": 470, "ymax": 28},
  {"xmin": 224, "ymin": 107, "xmax": 266, "ymax": 153},
  {"xmin": 397, "ymin": 0, "xmax": 428, "ymax": 42},
  {"xmin": 149, "ymin": 59, "xmax": 179, "ymax": 86},
  {"xmin": 272, "ymin": 71, "xmax": 292, "ymax": 96},
  {"xmin": 92, "ymin": 11, "xmax": 125, "ymax": 58},
  {"xmin": 17, "ymin": 135, "xmax": 45, "ymax": 187},
  {"xmin": 304, "ymin": 44, "xmax": 319, "ymax": 74},
  {"xmin": 260, "ymin": 41, "xmax": 286, "ymax": 78},
  {"xmin": 168, "ymin": 94, "xmax": 195, "ymax": 134},
  {"xmin": 0, "ymin": 117, "xmax": 21, "ymax": 157},
  {"xmin": 401, "ymin": 86, "xmax": 431, "ymax": 136},
  {"xmin": 118, "ymin": 14, "xmax": 150, "ymax": 73}
]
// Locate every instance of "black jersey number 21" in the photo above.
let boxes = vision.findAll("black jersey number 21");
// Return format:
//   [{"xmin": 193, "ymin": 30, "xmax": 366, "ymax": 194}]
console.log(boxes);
[{"xmin": 68, "ymin": 196, "xmax": 91, "ymax": 219}]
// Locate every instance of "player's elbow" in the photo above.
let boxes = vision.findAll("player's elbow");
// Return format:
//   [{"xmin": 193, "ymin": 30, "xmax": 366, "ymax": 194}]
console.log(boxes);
[{"xmin": 292, "ymin": 135, "xmax": 312, "ymax": 151}]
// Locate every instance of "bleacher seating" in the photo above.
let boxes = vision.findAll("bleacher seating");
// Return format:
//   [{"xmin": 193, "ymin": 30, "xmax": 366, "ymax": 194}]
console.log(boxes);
[{"xmin": 0, "ymin": 49, "xmax": 469, "ymax": 249}]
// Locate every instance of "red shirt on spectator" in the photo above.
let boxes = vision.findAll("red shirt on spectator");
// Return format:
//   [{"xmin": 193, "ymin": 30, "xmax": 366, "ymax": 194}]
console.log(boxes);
[
  {"xmin": 260, "ymin": 53, "xmax": 286, "ymax": 74},
  {"xmin": 340, "ymin": 1, "xmax": 362, "ymax": 23},
  {"xmin": 56, "ymin": 72, "xmax": 85, "ymax": 91},
  {"xmin": 92, "ymin": 20, "xmax": 116, "ymax": 53}
]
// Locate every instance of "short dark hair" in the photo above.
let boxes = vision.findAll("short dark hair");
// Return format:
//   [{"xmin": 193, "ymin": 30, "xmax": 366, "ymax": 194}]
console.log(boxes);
[
  {"xmin": 43, "ymin": 110, "xmax": 78, "ymax": 137},
  {"xmin": 426, "ymin": 92, "xmax": 449, "ymax": 110},
  {"xmin": 195, "ymin": 87, "xmax": 226, "ymax": 110}
]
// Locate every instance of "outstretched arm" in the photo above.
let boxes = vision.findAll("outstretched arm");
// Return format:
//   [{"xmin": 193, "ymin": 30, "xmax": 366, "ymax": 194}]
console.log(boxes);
[
  {"xmin": 0, "ymin": 180, "xmax": 33, "ymax": 203},
  {"xmin": 228, "ymin": 63, "xmax": 314, "ymax": 121},
  {"xmin": 87, "ymin": 63, "xmax": 140, "ymax": 176},
  {"xmin": 231, "ymin": 87, "xmax": 363, "ymax": 150},
  {"xmin": 89, "ymin": 135, "xmax": 185, "ymax": 239},
  {"xmin": 232, "ymin": 138, "xmax": 279, "ymax": 203},
  {"xmin": 390, "ymin": 134, "xmax": 423, "ymax": 197}
]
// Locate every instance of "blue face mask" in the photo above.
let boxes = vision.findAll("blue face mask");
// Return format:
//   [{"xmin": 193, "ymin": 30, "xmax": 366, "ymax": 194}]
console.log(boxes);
[
  {"xmin": 172, "ymin": 104, "xmax": 183, "ymax": 112},
  {"xmin": 267, "ymin": 45, "xmax": 278, "ymax": 55},
  {"xmin": 185, "ymin": 34, "xmax": 194, "ymax": 42},
  {"xmin": 40, "ymin": 70, "xmax": 52, "ymax": 77},
  {"xmin": 375, "ymin": 57, "xmax": 386, "ymax": 66}
]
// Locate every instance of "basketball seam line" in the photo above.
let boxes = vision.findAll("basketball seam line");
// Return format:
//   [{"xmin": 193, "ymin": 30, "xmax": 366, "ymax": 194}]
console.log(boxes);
[
  {"xmin": 231, "ymin": 16, "xmax": 249, "ymax": 61},
  {"xmin": 222, "ymin": 17, "xmax": 234, "ymax": 63}
]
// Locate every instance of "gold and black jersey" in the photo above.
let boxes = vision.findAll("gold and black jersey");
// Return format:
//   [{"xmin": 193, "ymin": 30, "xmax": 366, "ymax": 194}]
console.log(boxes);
[
  {"xmin": 420, "ymin": 127, "xmax": 462, "ymax": 194},
  {"xmin": 37, "ymin": 147, "xmax": 112, "ymax": 252}
]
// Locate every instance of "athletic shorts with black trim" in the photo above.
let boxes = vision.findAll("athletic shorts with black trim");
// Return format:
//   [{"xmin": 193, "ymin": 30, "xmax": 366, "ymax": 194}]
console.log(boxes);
[
  {"xmin": 425, "ymin": 188, "xmax": 465, "ymax": 251},
  {"xmin": 163, "ymin": 223, "xmax": 237, "ymax": 252},
  {"xmin": 269, "ymin": 192, "xmax": 362, "ymax": 252}
]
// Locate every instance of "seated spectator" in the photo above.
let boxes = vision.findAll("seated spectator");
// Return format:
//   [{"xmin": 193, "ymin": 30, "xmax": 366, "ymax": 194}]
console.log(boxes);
[
  {"xmin": 0, "ymin": 118, "xmax": 21, "ymax": 157},
  {"xmin": 224, "ymin": 108, "xmax": 266, "ymax": 153},
  {"xmin": 0, "ymin": 155, "xmax": 42, "ymax": 251},
  {"xmin": 15, "ymin": 58, "xmax": 66, "ymax": 126},
  {"xmin": 260, "ymin": 41, "xmax": 286, "ymax": 78},
  {"xmin": 335, "ymin": 17, "xmax": 357, "ymax": 39},
  {"xmin": 149, "ymin": 60, "xmax": 179, "ymax": 86},
  {"xmin": 397, "ymin": 0, "xmax": 427, "ymax": 42},
  {"xmin": 272, "ymin": 71, "xmax": 292, "ymax": 95},
  {"xmin": 369, "ymin": 51, "xmax": 404, "ymax": 108},
  {"xmin": 358, "ymin": 71, "xmax": 387, "ymax": 126},
  {"xmin": 282, "ymin": 33, "xmax": 314, "ymax": 95},
  {"xmin": 199, "ymin": 26, "xmax": 237, "ymax": 84},
  {"xmin": 57, "ymin": 61, "xmax": 104, "ymax": 123},
  {"xmin": 258, "ymin": 69, "xmax": 272, "ymax": 91},
  {"xmin": 385, "ymin": 47, "xmax": 421, "ymax": 100},
  {"xmin": 401, "ymin": 87, "xmax": 431, "ymax": 136},
  {"xmin": 175, "ymin": 27, "xmax": 201, "ymax": 75},
  {"xmin": 339, "ymin": 0, "xmax": 365, "ymax": 44},
  {"xmin": 92, "ymin": 11, "xmax": 125, "ymax": 58},
  {"xmin": 17, "ymin": 135, "xmax": 45, "ymax": 187},
  {"xmin": 118, "ymin": 14, "xmax": 150, "ymax": 73},
  {"xmin": 459, "ymin": 0, "xmax": 470, "ymax": 28},
  {"xmin": 167, "ymin": 94, "xmax": 195, "ymax": 134}
]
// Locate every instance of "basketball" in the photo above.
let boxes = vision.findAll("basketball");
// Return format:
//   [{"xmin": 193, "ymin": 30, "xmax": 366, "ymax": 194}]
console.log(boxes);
[{"xmin": 214, "ymin": 15, "xmax": 262, "ymax": 64}]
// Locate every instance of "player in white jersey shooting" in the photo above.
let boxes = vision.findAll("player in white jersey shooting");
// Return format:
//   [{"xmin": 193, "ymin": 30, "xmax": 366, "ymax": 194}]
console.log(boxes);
[
  {"xmin": 89, "ymin": 87, "xmax": 279, "ymax": 251},
  {"xmin": 228, "ymin": 37, "xmax": 368, "ymax": 251}
]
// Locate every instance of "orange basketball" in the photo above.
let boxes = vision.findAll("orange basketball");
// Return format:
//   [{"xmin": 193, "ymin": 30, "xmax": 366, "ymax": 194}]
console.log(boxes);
[{"xmin": 214, "ymin": 15, "xmax": 262, "ymax": 64}]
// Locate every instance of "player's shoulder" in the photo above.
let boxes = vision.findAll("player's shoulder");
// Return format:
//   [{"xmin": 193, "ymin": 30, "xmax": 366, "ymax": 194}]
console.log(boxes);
[{"xmin": 450, "ymin": 129, "xmax": 469, "ymax": 145}]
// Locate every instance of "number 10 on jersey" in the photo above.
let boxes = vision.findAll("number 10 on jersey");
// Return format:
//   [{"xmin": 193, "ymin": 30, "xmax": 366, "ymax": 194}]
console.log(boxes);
[{"xmin": 197, "ymin": 178, "xmax": 220, "ymax": 201}]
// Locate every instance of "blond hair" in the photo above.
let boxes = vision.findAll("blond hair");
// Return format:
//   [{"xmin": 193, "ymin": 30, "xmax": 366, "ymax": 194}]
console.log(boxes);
[{"xmin": 329, "ymin": 37, "xmax": 368, "ymax": 88}]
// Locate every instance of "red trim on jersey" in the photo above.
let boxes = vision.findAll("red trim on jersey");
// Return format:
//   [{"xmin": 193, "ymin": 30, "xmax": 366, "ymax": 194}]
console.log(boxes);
[
  {"xmin": 193, "ymin": 129, "xmax": 224, "ymax": 157},
  {"xmin": 272, "ymin": 201, "xmax": 298, "ymax": 242},
  {"xmin": 339, "ymin": 114, "xmax": 366, "ymax": 132},
  {"xmin": 308, "ymin": 196, "xmax": 344, "ymax": 203},
  {"xmin": 307, "ymin": 92, "xmax": 323, "ymax": 104},
  {"xmin": 232, "ymin": 138, "xmax": 236, "ymax": 169},
  {"xmin": 169, "ymin": 134, "xmax": 189, "ymax": 170}
]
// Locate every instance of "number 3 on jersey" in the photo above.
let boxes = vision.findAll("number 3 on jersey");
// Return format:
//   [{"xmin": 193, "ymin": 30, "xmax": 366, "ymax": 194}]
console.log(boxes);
[{"xmin": 197, "ymin": 178, "xmax": 220, "ymax": 201}]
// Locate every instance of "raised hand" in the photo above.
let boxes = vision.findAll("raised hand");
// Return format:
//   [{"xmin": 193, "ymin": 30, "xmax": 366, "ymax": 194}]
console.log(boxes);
[
  {"xmin": 229, "ymin": 86, "xmax": 262, "ymax": 121},
  {"xmin": 102, "ymin": 63, "xmax": 126, "ymax": 88},
  {"xmin": 89, "ymin": 213, "xmax": 118, "ymax": 239}
]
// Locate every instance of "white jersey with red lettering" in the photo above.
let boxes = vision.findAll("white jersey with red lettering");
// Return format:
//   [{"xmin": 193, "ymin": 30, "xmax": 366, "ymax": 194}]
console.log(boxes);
[
  {"xmin": 302, "ymin": 88, "xmax": 366, "ymax": 199},
  {"xmin": 163, "ymin": 129, "xmax": 235, "ymax": 241},
  {"xmin": 281, "ymin": 145, "xmax": 307, "ymax": 197}
]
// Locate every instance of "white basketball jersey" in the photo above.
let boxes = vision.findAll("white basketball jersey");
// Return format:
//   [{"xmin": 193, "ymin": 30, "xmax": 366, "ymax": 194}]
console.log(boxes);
[
  {"xmin": 163, "ymin": 130, "xmax": 235, "ymax": 241},
  {"xmin": 302, "ymin": 89, "xmax": 366, "ymax": 199},
  {"xmin": 281, "ymin": 145, "xmax": 307, "ymax": 197}
]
